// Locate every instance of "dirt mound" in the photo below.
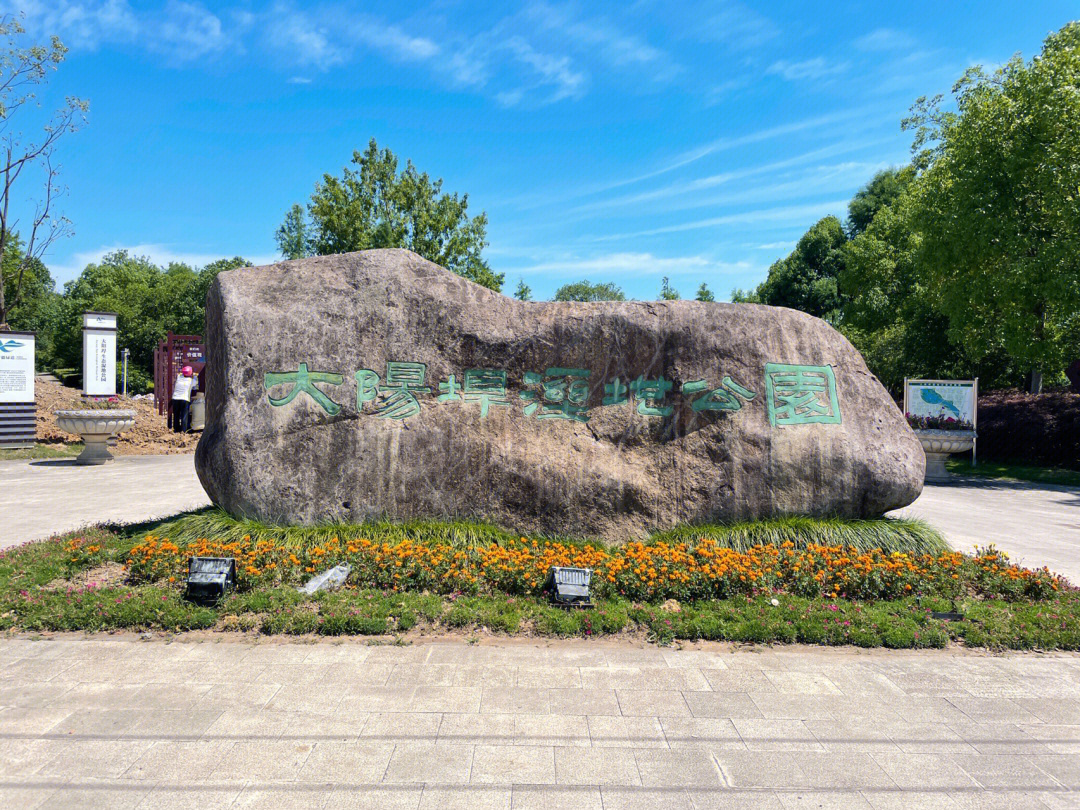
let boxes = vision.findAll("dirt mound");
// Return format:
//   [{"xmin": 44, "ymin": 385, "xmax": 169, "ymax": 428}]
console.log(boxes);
[
  {"xmin": 977, "ymin": 388, "xmax": 1080, "ymax": 470},
  {"xmin": 35, "ymin": 377, "xmax": 199, "ymax": 455}
]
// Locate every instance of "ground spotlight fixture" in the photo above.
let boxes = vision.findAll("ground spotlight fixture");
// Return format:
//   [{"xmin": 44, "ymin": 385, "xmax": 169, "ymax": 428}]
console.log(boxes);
[
  {"xmin": 184, "ymin": 556, "xmax": 236, "ymax": 605},
  {"xmin": 545, "ymin": 566, "xmax": 593, "ymax": 609}
]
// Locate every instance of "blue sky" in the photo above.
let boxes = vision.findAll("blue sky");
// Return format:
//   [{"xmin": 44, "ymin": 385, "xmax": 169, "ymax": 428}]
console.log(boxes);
[{"xmin": 10, "ymin": 1, "xmax": 1079, "ymax": 300}]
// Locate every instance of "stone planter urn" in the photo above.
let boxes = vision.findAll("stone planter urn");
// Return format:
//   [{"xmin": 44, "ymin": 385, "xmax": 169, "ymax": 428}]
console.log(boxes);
[
  {"xmin": 54, "ymin": 410, "xmax": 136, "ymax": 465},
  {"xmin": 914, "ymin": 429, "xmax": 976, "ymax": 482}
]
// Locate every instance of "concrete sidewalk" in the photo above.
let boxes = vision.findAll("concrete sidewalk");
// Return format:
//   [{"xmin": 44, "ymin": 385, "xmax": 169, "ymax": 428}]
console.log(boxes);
[
  {"xmin": 0, "ymin": 454, "xmax": 210, "ymax": 549},
  {"xmin": 1, "ymin": 636, "xmax": 1078, "ymax": 809}
]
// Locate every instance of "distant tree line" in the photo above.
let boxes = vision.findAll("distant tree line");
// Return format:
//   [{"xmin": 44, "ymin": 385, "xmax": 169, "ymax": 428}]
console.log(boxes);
[{"xmin": 6, "ymin": 249, "xmax": 249, "ymax": 392}]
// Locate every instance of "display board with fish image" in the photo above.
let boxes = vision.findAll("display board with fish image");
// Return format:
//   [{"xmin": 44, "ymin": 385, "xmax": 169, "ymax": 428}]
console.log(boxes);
[{"xmin": 903, "ymin": 378, "xmax": 977, "ymax": 427}]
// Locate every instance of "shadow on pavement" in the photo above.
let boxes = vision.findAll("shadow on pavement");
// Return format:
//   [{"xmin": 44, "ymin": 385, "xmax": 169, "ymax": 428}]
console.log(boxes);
[{"xmin": 27, "ymin": 459, "xmax": 81, "ymax": 468}]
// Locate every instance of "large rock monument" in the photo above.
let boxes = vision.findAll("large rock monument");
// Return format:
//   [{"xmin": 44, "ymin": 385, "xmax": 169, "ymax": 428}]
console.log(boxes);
[{"xmin": 195, "ymin": 249, "xmax": 923, "ymax": 540}]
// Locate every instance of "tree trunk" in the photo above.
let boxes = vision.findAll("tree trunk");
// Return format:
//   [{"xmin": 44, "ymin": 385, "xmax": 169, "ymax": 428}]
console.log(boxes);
[{"xmin": 1028, "ymin": 370, "xmax": 1043, "ymax": 395}]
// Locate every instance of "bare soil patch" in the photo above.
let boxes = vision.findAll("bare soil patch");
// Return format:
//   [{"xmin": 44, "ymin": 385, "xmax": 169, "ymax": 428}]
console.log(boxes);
[{"xmin": 35, "ymin": 377, "xmax": 199, "ymax": 455}]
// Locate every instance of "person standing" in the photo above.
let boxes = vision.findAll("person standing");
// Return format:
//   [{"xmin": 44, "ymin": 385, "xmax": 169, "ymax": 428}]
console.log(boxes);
[{"xmin": 172, "ymin": 365, "xmax": 197, "ymax": 433}]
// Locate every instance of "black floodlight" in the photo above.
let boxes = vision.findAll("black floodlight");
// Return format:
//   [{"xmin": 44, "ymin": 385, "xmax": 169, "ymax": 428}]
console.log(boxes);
[
  {"xmin": 546, "ymin": 566, "xmax": 593, "ymax": 609},
  {"xmin": 184, "ymin": 557, "xmax": 236, "ymax": 605}
]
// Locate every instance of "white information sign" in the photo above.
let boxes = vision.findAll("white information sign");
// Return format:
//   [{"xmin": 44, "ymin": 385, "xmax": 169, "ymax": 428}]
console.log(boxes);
[
  {"xmin": 903, "ymin": 379, "xmax": 978, "ymax": 426},
  {"xmin": 0, "ymin": 332, "xmax": 35, "ymax": 403},
  {"xmin": 83, "ymin": 312, "xmax": 118, "ymax": 397}
]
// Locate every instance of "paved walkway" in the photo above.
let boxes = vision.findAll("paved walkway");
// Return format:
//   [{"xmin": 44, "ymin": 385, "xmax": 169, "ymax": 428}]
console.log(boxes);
[
  {"xmin": 1, "ymin": 636, "xmax": 1077, "ymax": 809},
  {"xmin": 892, "ymin": 478, "xmax": 1080, "ymax": 585},
  {"xmin": 0, "ymin": 455, "xmax": 210, "ymax": 549}
]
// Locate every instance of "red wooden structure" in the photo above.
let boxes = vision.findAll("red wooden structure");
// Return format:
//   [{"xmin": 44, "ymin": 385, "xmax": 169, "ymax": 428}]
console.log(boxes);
[{"xmin": 154, "ymin": 332, "xmax": 206, "ymax": 422}]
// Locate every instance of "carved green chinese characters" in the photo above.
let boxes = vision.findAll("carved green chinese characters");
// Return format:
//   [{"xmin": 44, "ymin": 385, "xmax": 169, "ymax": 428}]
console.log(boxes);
[
  {"xmin": 264, "ymin": 364, "xmax": 345, "ymax": 416},
  {"xmin": 629, "ymin": 375, "xmax": 674, "ymax": 417},
  {"xmin": 520, "ymin": 368, "xmax": 591, "ymax": 422},
  {"xmin": 463, "ymin": 368, "xmax": 512, "ymax": 418},
  {"xmin": 681, "ymin": 376, "xmax": 757, "ymax": 412},
  {"xmin": 264, "ymin": 360, "xmax": 841, "ymax": 428},
  {"xmin": 377, "ymin": 362, "xmax": 431, "ymax": 419},
  {"xmin": 764, "ymin": 363, "xmax": 842, "ymax": 426}
]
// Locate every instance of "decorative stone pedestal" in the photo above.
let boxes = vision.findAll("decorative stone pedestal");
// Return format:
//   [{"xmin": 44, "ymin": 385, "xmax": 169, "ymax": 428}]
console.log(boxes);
[
  {"xmin": 914, "ymin": 429, "xmax": 976, "ymax": 482},
  {"xmin": 54, "ymin": 410, "xmax": 136, "ymax": 465}
]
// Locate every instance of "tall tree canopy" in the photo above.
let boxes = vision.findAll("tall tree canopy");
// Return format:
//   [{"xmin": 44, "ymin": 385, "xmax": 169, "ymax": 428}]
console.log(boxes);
[
  {"xmin": 553, "ymin": 280, "xmax": 626, "ymax": 302},
  {"xmin": 904, "ymin": 22, "xmax": 1080, "ymax": 392},
  {"xmin": 845, "ymin": 167, "xmax": 915, "ymax": 238},
  {"xmin": 276, "ymin": 139, "xmax": 502, "ymax": 292},
  {"xmin": 735, "ymin": 216, "xmax": 847, "ymax": 320}
]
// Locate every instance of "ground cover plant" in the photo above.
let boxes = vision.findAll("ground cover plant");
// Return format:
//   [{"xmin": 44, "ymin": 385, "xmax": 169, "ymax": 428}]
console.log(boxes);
[{"xmin": 0, "ymin": 515, "xmax": 1075, "ymax": 649}]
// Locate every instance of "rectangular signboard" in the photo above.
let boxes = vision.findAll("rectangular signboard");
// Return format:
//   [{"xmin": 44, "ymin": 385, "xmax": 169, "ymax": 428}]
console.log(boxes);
[
  {"xmin": 83, "ymin": 328, "xmax": 117, "ymax": 397},
  {"xmin": 0, "ymin": 331, "xmax": 35, "ymax": 404},
  {"xmin": 903, "ymin": 379, "xmax": 978, "ymax": 426}
]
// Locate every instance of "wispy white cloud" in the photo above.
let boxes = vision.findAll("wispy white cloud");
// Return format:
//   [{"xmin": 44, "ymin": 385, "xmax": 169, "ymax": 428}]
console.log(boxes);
[
  {"xmin": 265, "ymin": 4, "xmax": 347, "ymax": 70},
  {"xmin": 567, "ymin": 139, "xmax": 895, "ymax": 216},
  {"xmin": 287, "ymin": 76, "xmax": 312, "ymax": 84},
  {"xmin": 13, "ymin": 0, "xmax": 139, "ymax": 50},
  {"xmin": 497, "ymin": 35, "xmax": 587, "ymax": 105},
  {"xmin": 592, "ymin": 200, "xmax": 849, "ymax": 242},
  {"xmin": 349, "ymin": 18, "xmax": 440, "ymax": 62},
  {"xmin": 508, "ymin": 251, "xmax": 752, "ymax": 279},
  {"xmin": 14, "ymin": 0, "xmax": 228, "ymax": 60},
  {"xmin": 153, "ymin": 1, "xmax": 227, "ymax": 59},
  {"xmin": 767, "ymin": 58, "xmax": 848, "ymax": 81},
  {"xmin": 856, "ymin": 28, "xmax": 917, "ymax": 52},
  {"xmin": 524, "ymin": 2, "xmax": 677, "ymax": 79},
  {"xmin": 684, "ymin": 0, "xmax": 778, "ymax": 49}
]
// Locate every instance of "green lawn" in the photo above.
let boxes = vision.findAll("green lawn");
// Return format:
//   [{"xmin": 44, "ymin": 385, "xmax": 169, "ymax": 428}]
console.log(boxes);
[
  {"xmin": 0, "ymin": 443, "xmax": 82, "ymax": 461},
  {"xmin": 947, "ymin": 459, "xmax": 1080, "ymax": 487}
]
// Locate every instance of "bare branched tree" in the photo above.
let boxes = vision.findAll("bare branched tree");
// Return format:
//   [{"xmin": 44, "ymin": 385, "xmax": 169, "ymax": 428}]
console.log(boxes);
[{"xmin": 0, "ymin": 15, "xmax": 86, "ymax": 330}]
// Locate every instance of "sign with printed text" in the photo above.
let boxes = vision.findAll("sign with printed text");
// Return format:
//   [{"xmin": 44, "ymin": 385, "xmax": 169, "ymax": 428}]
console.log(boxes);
[
  {"xmin": 83, "ymin": 329, "xmax": 117, "ymax": 397},
  {"xmin": 0, "ymin": 332, "xmax": 35, "ymax": 403},
  {"xmin": 262, "ymin": 359, "xmax": 844, "ymax": 428},
  {"xmin": 904, "ymin": 379, "xmax": 977, "ymax": 426}
]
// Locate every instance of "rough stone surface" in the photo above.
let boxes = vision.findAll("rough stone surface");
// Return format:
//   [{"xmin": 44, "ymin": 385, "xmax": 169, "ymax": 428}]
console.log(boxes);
[{"xmin": 195, "ymin": 249, "xmax": 923, "ymax": 539}]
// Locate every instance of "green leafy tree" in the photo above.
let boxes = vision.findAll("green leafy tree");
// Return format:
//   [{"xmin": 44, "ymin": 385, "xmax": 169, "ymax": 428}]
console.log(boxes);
[
  {"xmin": 838, "ymin": 189, "xmax": 1002, "ymax": 392},
  {"xmin": 658, "ymin": 277, "xmax": 680, "ymax": 300},
  {"xmin": 1, "ymin": 235, "xmax": 59, "ymax": 366},
  {"xmin": 513, "ymin": 278, "xmax": 532, "ymax": 301},
  {"xmin": 553, "ymin": 279, "xmax": 626, "ymax": 302},
  {"xmin": 275, "ymin": 204, "xmax": 309, "ymax": 260},
  {"xmin": 750, "ymin": 216, "xmax": 847, "ymax": 320},
  {"xmin": 730, "ymin": 287, "xmax": 760, "ymax": 304},
  {"xmin": 695, "ymin": 282, "xmax": 715, "ymax": 302},
  {"xmin": 55, "ymin": 252, "xmax": 250, "ymax": 392},
  {"xmin": 0, "ymin": 18, "xmax": 87, "ymax": 330},
  {"xmin": 904, "ymin": 23, "xmax": 1080, "ymax": 392},
  {"xmin": 277, "ymin": 139, "xmax": 503, "ymax": 291},
  {"xmin": 845, "ymin": 167, "xmax": 915, "ymax": 238}
]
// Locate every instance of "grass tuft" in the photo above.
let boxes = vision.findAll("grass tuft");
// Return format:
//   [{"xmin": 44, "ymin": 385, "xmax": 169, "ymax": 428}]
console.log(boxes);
[
  {"xmin": 147, "ymin": 509, "xmax": 946, "ymax": 556},
  {"xmin": 649, "ymin": 516, "xmax": 948, "ymax": 555},
  {"xmin": 150, "ymin": 508, "xmax": 523, "ymax": 550}
]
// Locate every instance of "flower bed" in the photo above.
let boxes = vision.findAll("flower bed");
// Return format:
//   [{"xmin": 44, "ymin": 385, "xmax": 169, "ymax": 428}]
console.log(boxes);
[
  {"xmin": 906, "ymin": 413, "xmax": 973, "ymax": 430},
  {"xmin": 126, "ymin": 534, "xmax": 1065, "ymax": 603}
]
